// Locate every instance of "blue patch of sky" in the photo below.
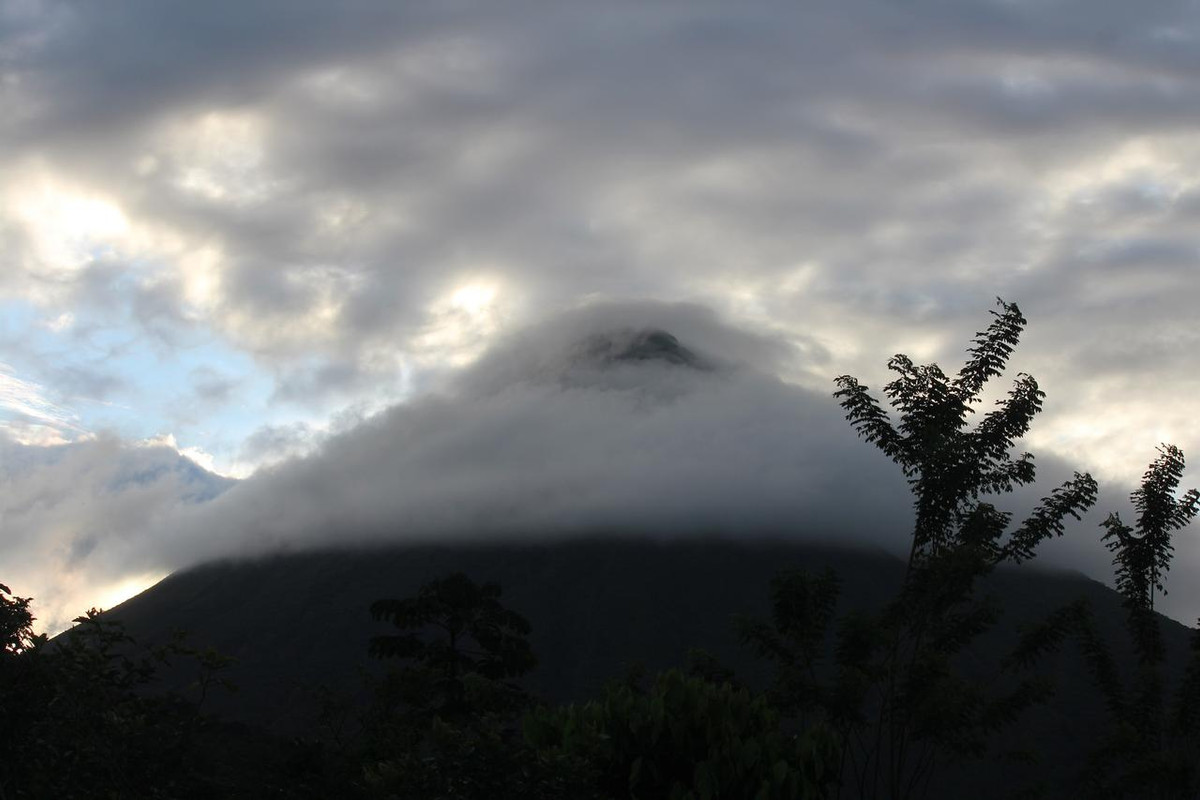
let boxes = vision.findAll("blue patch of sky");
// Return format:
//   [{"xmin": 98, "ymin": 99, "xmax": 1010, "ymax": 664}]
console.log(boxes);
[{"xmin": 0, "ymin": 296, "xmax": 285, "ymax": 471}]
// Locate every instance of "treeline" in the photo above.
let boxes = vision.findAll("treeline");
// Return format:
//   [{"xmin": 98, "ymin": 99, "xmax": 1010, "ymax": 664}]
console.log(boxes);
[{"xmin": 2, "ymin": 300, "xmax": 1198, "ymax": 799}]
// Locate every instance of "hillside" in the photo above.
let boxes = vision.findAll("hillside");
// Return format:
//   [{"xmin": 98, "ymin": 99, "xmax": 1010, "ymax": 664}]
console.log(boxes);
[
  {"xmin": 99, "ymin": 535, "xmax": 1196, "ymax": 797},
  {"xmin": 106, "ymin": 538, "xmax": 895, "ymax": 725}
]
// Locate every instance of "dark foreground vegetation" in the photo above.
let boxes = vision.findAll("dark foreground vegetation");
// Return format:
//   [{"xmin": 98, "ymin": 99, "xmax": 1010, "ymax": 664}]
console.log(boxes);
[{"xmin": 3, "ymin": 300, "xmax": 1199, "ymax": 799}]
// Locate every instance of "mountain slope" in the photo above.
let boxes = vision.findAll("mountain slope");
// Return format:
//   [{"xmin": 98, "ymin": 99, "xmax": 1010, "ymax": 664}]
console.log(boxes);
[{"xmin": 103, "ymin": 536, "xmax": 1195, "ymax": 797}]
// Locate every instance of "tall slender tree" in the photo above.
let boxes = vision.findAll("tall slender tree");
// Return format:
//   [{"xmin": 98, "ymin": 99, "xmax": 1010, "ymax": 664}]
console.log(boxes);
[
  {"xmin": 747, "ymin": 299, "xmax": 1098, "ymax": 799},
  {"xmin": 833, "ymin": 299, "xmax": 1097, "ymax": 568},
  {"xmin": 1078, "ymin": 445, "xmax": 1200, "ymax": 799}
]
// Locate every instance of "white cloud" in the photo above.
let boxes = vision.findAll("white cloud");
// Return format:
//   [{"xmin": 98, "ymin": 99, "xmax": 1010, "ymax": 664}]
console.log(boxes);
[
  {"xmin": 0, "ymin": 362, "xmax": 80, "ymax": 439},
  {"xmin": 0, "ymin": 432, "xmax": 234, "ymax": 632},
  {"xmin": 149, "ymin": 303, "xmax": 912, "ymax": 564},
  {"xmin": 1, "ymin": 1, "xmax": 1200, "ymax": 627},
  {"xmin": 5, "ymin": 300, "xmax": 1198, "ymax": 632},
  {"xmin": 145, "ymin": 302, "xmax": 1137, "ymax": 606}
]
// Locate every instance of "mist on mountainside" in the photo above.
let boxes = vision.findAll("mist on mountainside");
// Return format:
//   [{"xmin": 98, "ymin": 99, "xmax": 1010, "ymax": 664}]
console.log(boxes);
[{"xmin": 8, "ymin": 300, "xmax": 1189, "ymax": 632}]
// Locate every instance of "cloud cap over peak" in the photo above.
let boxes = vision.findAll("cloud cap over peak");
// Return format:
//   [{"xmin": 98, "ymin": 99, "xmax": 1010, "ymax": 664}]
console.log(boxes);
[{"xmin": 135, "ymin": 302, "xmax": 909, "ymax": 569}]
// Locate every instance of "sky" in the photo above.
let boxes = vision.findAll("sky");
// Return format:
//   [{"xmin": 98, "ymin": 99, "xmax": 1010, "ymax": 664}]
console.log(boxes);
[{"xmin": 2, "ymin": 0, "xmax": 1199, "ymax": 632}]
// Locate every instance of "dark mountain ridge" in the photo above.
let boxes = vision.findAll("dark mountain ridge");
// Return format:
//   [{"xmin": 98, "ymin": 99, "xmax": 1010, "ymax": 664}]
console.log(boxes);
[
  {"xmin": 94, "ymin": 535, "xmax": 1200, "ymax": 797},
  {"xmin": 103, "ymin": 537, "xmax": 1189, "ymax": 714}
]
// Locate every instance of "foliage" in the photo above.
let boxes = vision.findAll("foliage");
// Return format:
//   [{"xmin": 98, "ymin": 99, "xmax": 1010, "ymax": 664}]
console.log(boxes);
[
  {"xmin": 368, "ymin": 571, "xmax": 536, "ymax": 725},
  {"xmin": 1073, "ymin": 445, "xmax": 1200, "ymax": 799},
  {"xmin": 745, "ymin": 299, "xmax": 1098, "ymax": 799},
  {"xmin": 362, "ymin": 574, "xmax": 840, "ymax": 799},
  {"xmin": 832, "ymin": 299, "xmax": 1097, "ymax": 566},
  {"xmin": 524, "ymin": 668, "xmax": 840, "ymax": 800},
  {"xmin": 0, "ymin": 584, "xmax": 50, "ymax": 800},
  {"xmin": 1102, "ymin": 444, "xmax": 1200, "ymax": 651},
  {"xmin": 0, "ymin": 607, "xmax": 242, "ymax": 799},
  {"xmin": 740, "ymin": 563, "xmax": 1060, "ymax": 799},
  {"xmin": 0, "ymin": 583, "xmax": 46, "ymax": 657},
  {"xmin": 363, "ymin": 572, "xmax": 580, "ymax": 799},
  {"xmin": 361, "ymin": 710, "xmax": 598, "ymax": 800}
]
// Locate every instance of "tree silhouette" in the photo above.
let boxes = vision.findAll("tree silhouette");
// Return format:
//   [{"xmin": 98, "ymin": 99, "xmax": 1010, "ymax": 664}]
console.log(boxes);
[
  {"xmin": 0, "ymin": 583, "xmax": 45, "ymax": 657},
  {"xmin": 369, "ymin": 571, "xmax": 536, "ymax": 722},
  {"xmin": 833, "ymin": 298, "xmax": 1097, "ymax": 567},
  {"xmin": 1103, "ymin": 445, "xmax": 1199, "ymax": 622},
  {"xmin": 365, "ymin": 573, "xmax": 593, "ymax": 799},
  {"xmin": 1075, "ymin": 445, "xmax": 1200, "ymax": 799},
  {"xmin": 747, "ymin": 298, "xmax": 1098, "ymax": 799},
  {"xmin": 0, "ymin": 584, "xmax": 47, "ymax": 799},
  {"xmin": 0, "ymin": 604, "xmax": 243, "ymax": 799}
]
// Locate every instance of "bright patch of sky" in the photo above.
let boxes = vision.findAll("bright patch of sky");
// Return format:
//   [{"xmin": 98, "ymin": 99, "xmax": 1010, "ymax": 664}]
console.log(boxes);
[{"xmin": 0, "ymin": 296, "xmax": 309, "ymax": 476}]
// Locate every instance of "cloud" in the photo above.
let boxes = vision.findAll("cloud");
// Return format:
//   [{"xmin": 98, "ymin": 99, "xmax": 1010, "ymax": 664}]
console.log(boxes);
[
  {"xmin": 0, "ymin": 432, "xmax": 234, "ymax": 632},
  {"xmin": 0, "ymin": 361, "xmax": 82, "ymax": 441},
  {"xmin": 236, "ymin": 420, "xmax": 324, "ymax": 469},
  {"xmin": 139, "ymin": 303, "xmax": 1133, "ymax": 599},
  {"xmin": 3, "ymin": 3, "xmax": 1200, "ymax": 625},
  {"xmin": 7, "ymin": 300, "xmax": 1195, "ymax": 632},
  {"xmin": 149, "ymin": 303, "xmax": 904, "ymax": 559},
  {"xmin": 189, "ymin": 366, "xmax": 238, "ymax": 404},
  {"xmin": 3, "ymin": 3, "xmax": 1199, "ymax": 445}
]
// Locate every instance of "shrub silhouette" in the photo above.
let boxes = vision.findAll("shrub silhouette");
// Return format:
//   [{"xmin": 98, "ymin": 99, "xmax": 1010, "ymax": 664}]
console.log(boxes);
[{"xmin": 525, "ymin": 667, "xmax": 840, "ymax": 800}]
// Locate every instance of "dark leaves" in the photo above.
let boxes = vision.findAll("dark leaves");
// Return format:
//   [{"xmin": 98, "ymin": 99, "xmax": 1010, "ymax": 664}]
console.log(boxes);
[
  {"xmin": 833, "ymin": 298, "xmax": 1096, "ymax": 566},
  {"xmin": 368, "ymin": 572, "xmax": 536, "ymax": 727},
  {"xmin": 1103, "ymin": 445, "xmax": 1199, "ymax": 623},
  {"xmin": 1073, "ymin": 446, "xmax": 1199, "ymax": 797},
  {"xmin": 952, "ymin": 298, "xmax": 1026, "ymax": 402},
  {"xmin": 1004, "ymin": 472, "xmax": 1099, "ymax": 564},
  {"xmin": 818, "ymin": 298, "xmax": 1102, "ymax": 797}
]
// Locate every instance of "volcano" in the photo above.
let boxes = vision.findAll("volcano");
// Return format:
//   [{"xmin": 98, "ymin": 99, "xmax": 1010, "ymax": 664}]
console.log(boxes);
[{"xmin": 100, "ymin": 535, "xmax": 1196, "ymax": 798}]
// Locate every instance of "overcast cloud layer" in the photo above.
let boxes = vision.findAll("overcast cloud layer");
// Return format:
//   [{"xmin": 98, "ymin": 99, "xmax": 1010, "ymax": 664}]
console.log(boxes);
[{"xmin": 2, "ymin": 2, "xmax": 1199, "ymax": 627}]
